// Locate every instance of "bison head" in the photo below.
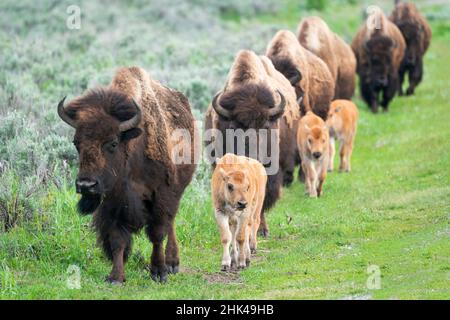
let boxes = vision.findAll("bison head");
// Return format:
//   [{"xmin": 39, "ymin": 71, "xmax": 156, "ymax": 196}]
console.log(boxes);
[
  {"xmin": 304, "ymin": 123, "xmax": 329, "ymax": 160},
  {"xmin": 212, "ymin": 84, "xmax": 285, "ymax": 130},
  {"xmin": 397, "ymin": 22, "xmax": 425, "ymax": 66},
  {"xmin": 57, "ymin": 89, "xmax": 142, "ymax": 214},
  {"xmin": 270, "ymin": 57, "xmax": 304, "ymax": 105},
  {"xmin": 217, "ymin": 167, "xmax": 250, "ymax": 211},
  {"xmin": 364, "ymin": 35, "xmax": 396, "ymax": 88}
]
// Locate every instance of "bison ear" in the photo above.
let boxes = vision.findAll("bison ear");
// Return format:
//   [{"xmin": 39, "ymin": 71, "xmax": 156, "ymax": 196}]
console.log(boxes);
[
  {"xmin": 218, "ymin": 168, "xmax": 229, "ymax": 181},
  {"xmin": 120, "ymin": 128, "xmax": 142, "ymax": 141},
  {"xmin": 288, "ymin": 69, "xmax": 302, "ymax": 86}
]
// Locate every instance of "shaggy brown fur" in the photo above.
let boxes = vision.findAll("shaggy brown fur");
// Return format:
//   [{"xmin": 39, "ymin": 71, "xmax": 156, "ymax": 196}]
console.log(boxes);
[
  {"xmin": 266, "ymin": 29, "xmax": 335, "ymax": 121},
  {"xmin": 204, "ymin": 50, "xmax": 300, "ymax": 237},
  {"xmin": 297, "ymin": 16, "xmax": 356, "ymax": 99},
  {"xmin": 59, "ymin": 66, "xmax": 197, "ymax": 284},
  {"xmin": 390, "ymin": 2, "xmax": 432, "ymax": 96},
  {"xmin": 352, "ymin": 8, "xmax": 406, "ymax": 112}
]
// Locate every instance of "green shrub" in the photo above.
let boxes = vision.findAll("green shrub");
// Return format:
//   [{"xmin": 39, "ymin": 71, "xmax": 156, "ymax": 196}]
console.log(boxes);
[{"xmin": 306, "ymin": 0, "xmax": 327, "ymax": 11}]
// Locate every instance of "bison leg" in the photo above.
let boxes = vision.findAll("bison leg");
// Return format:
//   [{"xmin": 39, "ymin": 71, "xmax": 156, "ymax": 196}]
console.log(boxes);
[
  {"xmin": 235, "ymin": 215, "xmax": 249, "ymax": 269},
  {"xmin": 398, "ymin": 62, "xmax": 407, "ymax": 96},
  {"xmin": 245, "ymin": 223, "xmax": 252, "ymax": 267},
  {"xmin": 283, "ymin": 170, "xmax": 294, "ymax": 187},
  {"xmin": 317, "ymin": 167, "xmax": 327, "ymax": 198},
  {"xmin": 407, "ymin": 59, "xmax": 423, "ymax": 96},
  {"xmin": 103, "ymin": 228, "xmax": 131, "ymax": 284},
  {"xmin": 260, "ymin": 171, "xmax": 282, "ymax": 237},
  {"xmin": 229, "ymin": 220, "xmax": 238, "ymax": 269},
  {"xmin": 294, "ymin": 152, "xmax": 304, "ymax": 183},
  {"xmin": 258, "ymin": 211, "xmax": 269, "ymax": 238},
  {"xmin": 215, "ymin": 210, "xmax": 232, "ymax": 271},
  {"xmin": 328, "ymin": 137, "xmax": 336, "ymax": 172},
  {"xmin": 360, "ymin": 80, "xmax": 378, "ymax": 113},
  {"xmin": 165, "ymin": 219, "xmax": 179, "ymax": 274},
  {"xmin": 146, "ymin": 220, "xmax": 168, "ymax": 283},
  {"xmin": 381, "ymin": 75, "xmax": 398, "ymax": 112},
  {"xmin": 250, "ymin": 199, "xmax": 263, "ymax": 254}
]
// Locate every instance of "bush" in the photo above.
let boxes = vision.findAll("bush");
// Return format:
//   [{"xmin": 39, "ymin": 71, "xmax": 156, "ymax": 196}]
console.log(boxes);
[{"xmin": 306, "ymin": 0, "xmax": 327, "ymax": 11}]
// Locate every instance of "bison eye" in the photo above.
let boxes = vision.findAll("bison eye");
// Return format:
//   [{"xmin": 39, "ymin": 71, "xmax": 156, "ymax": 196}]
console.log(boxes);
[
  {"xmin": 104, "ymin": 140, "xmax": 119, "ymax": 153},
  {"xmin": 227, "ymin": 184, "xmax": 234, "ymax": 192},
  {"xmin": 72, "ymin": 140, "xmax": 80, "ymax": 152}
]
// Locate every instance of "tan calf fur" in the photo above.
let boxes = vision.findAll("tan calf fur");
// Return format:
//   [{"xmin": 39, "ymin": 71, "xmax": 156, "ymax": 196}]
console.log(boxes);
[
  {"xmin": 297, "ymin": 112, "xmax": 329, "ymax": 198},
  {"xmin": 326, "ymin": 100, "xmax": 358, "ymax": 172},
  {"xmin": 212, "ymin": 153, "xmax": 267, "ymax": 271}
]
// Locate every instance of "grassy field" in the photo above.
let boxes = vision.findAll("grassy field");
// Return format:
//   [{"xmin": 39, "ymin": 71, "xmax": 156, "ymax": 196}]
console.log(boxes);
[{"xmin": 0, "ymin": 0, "xmax": 449, "ymax": 299}]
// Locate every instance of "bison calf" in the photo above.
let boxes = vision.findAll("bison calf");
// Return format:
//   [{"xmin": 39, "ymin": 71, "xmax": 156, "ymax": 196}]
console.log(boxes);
[
  {"xmin": 326, "ymin": 100, "xmax": 359, "ymax": 172},
  {"xmin": 212, "ymin": 153, "xmax": 267, "ymax": 271},
  {"xmin": 297, "ymin": 112, "xmax": 329, "ymax": 198}
]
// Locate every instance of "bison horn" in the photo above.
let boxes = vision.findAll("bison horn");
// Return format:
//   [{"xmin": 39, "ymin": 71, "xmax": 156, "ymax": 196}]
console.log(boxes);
[
  {"xmin": 119, "ymin": 99, "xmax": 142, "ymax": 132},
  {"xmin": 212, "ymin": 91, "xmax": 231, "ymax": 119},
  {"xmin": 268, "ymin": 90, "xmax": 286, "ymax": 117},
  {"xmin": 57, "ymin": 96, "xmax": 77, "ymax": 128}
]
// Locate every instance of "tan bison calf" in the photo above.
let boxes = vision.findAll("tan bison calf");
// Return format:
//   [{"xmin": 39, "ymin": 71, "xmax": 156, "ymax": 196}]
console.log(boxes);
[
  {"xmin": 297, "ymin": 112, "xmax": 330, "ymax": 198},
  {"xmin": 212, "ymin": 153, "xmax": 267, "ymax": 271},
  {"xmin": 297, "ymin": 16, "xmax": 357, "ymax": 100},
  {"xmin": 326, "ymin": 100, "xmax": 359, "ymax": 172}
]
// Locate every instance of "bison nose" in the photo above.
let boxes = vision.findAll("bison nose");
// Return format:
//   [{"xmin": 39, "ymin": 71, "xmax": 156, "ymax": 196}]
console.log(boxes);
[
  {"xmin": 237, "ymin": 201, "xmax": 247, "ymax": 210},
  {"xmin": 313, "ymin": 152, "xmax": 322, "ymax": 159},
  {"xmin": 75, "ymin": 178, "xmax": 99, "ymax": 195}
]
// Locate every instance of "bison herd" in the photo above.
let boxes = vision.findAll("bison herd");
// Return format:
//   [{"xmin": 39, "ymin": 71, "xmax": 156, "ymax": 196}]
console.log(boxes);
[{"xmin": 57, "ymin": 2, "xmax": 431, "ymax": 283}]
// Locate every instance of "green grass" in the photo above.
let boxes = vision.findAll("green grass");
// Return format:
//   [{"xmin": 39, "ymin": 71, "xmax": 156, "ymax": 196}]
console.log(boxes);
[{"xmin": 0, "ymin": 1, "xmax": 449, "ymax": 299}]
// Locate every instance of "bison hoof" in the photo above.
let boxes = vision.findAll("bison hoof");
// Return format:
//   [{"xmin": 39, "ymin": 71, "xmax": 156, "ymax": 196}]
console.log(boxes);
[
  {"xmin": 406, "ymin": 88, "xmax": 414, "ymax": 96},
  {"xmin": 237, "ymin": 264, "xmax": 246, "ymax": 270},
  {"xmin": 151, "ymin": 267, "xmax": 168, "ymax": 283},
  {"xmin": 105, "ymin": 275, "xmax": 125, "ymax": 285},
  {"xmin": 245, "ymin": 259, "xmax": 251, "ymax": 267},
  {"xmin": 250, "ymin": 248, "xmax": 257, "ymax": 254},
  {"xmin": 258, "ymin": 228, "xmax": 269, "ymax": 238},
  {"xmin": 221, "ymin": 264, "xmax": 231, "ymax": 272},
  {"xmin": 167, "ymin": 264, "xmax": 179, "ymax": 275}
]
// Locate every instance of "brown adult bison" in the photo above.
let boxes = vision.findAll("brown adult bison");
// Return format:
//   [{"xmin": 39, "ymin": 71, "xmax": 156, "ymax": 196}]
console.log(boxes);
[
  {"xmin": 57, "ymin": 66, "xmax": 197, "ymax": 283},
  {"xmin": 352, "ymin": 7, "xmax": 405, "ymax": 112},
  {"xmin": 297, "ymin": 16, "xmax": 356, "ymax": 100},
  {"xmin": 266, "ymin": 30, "xmax": 334, "ymax": 183},
  {"xmin": 390, "ymin": 2, "xmax": 432, "ymax": 96},
  {"xmin": 266, "ymin": 30, "xmax": 334, "ymax": 121},
  {"xmin": 204, "ymin": 50, "xmax": 300, "ymax": 237}
]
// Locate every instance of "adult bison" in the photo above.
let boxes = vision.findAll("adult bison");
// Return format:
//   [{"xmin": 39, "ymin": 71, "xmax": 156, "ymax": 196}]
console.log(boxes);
[
  {"xmin": 266, "ymin": 30, "xmax": 334, "ymax": 121},
  {"xmin": 352, "ymin": 7, "xmax": 405, "ymax": 112},
  {"xmin": 390, "ymin": 2, "xmax": 432, "ymax": 96},
  {"xmin": 57, "ymin": 66, "xmax": 197, "ymax": 283},
  {"xmin": 297, "ymin": 16, "xmax": 356, "ymax": 100},
  {"xmin": 266, "ymin": 30, "xmax": 334, "ymax": 183},
  {"xmin": 204, "ymin": 50, "xmax": 300, "ymax": 237}
]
